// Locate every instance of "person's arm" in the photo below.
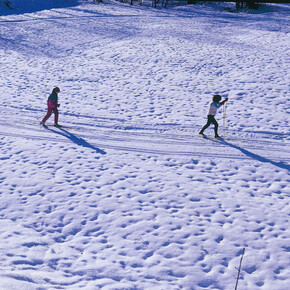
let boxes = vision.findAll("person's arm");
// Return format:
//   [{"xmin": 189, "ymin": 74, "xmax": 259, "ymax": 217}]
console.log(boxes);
[
  {"xmin": 221, "ymin": 98, "xmax": 228, "ymax": 105},
  {"xmin": 52, "ymin": 92, "xmax": 59, "ymax": 107},
  {"xmin": 48, "ymin": 93, "xmax": 59, "ymax": 108}
]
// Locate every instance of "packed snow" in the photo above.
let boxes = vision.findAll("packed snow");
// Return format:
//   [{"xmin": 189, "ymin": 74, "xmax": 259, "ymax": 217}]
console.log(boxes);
[{"xmin": 0, "ymin": 0, "xmax": 289, "ymax": 289}]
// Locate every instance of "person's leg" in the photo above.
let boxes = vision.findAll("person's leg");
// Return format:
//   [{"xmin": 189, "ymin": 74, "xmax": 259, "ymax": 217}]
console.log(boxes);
[
  {"xmin": 53, "ymin": 108, "xmax": 59, "ymax": 124},
  {"xmin": 211, "ymin": 116, "xmax": 219, "ymax": 137},
  {"xmin": 199, "ymin": 115, "xmax": 212, "ymax": 134},
  {"xmin": 42, "ymin": 107, "xmax": 53, "ymax": 123}
]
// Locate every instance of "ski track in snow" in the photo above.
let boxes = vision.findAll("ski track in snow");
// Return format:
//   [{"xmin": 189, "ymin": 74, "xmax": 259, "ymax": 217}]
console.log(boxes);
[
  {"xmin": 0, "ymin": 109, "xmax": 289, "ymax": 166},
  {"xmin": 0, "ymin": 1, "xmax": 290, "ymax": 289}
]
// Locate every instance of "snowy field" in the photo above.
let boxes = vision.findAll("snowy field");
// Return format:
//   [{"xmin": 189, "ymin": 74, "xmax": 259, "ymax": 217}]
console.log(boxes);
[{"xmin": 0, "ymin": 0, "xmax": 289, "ymax": 289}]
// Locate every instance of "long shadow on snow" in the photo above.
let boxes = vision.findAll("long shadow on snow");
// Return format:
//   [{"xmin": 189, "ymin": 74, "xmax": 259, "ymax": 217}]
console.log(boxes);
[
  {"xmin": 213, "ymin": 139, "xmax": 289, "ymax": 171},
  {"xmin": 227, "ymin": 141, "xmax": 289, "ymax": 171},
  {"xmin": 46, "ymin": 127, "xmax": 106, "ymax": 155},
  {"xmin": 0, "ymin": 0, "xmax": 79, "ymax": 16}
]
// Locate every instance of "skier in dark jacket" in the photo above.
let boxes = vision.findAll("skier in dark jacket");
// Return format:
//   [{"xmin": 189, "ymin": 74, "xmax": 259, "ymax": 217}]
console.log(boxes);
[
  {"xmin": 199, "ymin": 94, "xmax": 228, "ymax": 139},
  {"xmin": 41, "ymin": 87, "xmax": 61, "ymax": 127}
]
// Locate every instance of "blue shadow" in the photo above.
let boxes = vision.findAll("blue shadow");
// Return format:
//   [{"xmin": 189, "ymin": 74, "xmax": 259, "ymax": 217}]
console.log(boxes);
[
  {"xmin": 221, "ymin": 140, "xmax": 289, "ymax": 171},
  {"xmin": 0, "ymin": 0, "xmax": 79, "ymax": 16},
  {"xmin": 46, "ymin": 127, "xmax": 106, "ymax": 155}
]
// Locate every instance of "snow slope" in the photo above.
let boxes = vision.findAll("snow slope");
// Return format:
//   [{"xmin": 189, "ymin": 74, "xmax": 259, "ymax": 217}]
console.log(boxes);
[
  {"xmin": 0, "ymin": 0, "xmax": 79, "ymax": 15},
  {"xmin": 0, "ymin": 1, "xmax": 289, "ymax": 289}
]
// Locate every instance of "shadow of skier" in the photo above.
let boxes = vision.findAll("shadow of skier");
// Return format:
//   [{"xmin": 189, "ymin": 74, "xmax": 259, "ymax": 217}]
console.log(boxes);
[
  {"xmin": 221, "ymin": 140, "xmax": 289, "ymax": 171},
  {"xmin": 47, "ymin": 127, "xmax": 106, "ymax": 155}
]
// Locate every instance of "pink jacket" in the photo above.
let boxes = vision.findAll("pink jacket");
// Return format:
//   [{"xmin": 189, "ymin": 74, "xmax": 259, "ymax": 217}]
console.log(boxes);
[{"xmin": 47, "ymin": 99, "xmax": 57, "ymax": 109}]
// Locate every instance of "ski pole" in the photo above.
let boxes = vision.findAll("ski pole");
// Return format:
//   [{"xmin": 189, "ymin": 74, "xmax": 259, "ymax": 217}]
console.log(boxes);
[{"xmin": 223, "ymin": 102, "xmax": 226, "ymax": 139}]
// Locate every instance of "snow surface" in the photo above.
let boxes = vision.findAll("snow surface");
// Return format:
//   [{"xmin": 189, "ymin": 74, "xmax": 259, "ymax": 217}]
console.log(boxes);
[{"xmin": 0, "ymin": 0, "xmax": 289, "ymax": 289}]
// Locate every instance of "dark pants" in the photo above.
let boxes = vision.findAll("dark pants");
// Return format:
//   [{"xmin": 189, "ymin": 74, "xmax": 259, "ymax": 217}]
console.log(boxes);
[
  {"xmin": 200, "ymin": 115, "xmax": 219, "ymax": 137},
  {"xmin": 42, "ymin": 107, "xmax": 58, "ymax": 124}
]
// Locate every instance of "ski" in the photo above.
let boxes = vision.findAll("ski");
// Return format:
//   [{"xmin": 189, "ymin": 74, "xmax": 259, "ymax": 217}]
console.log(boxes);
[
  {"xmin": 199, "ymin": 134, "xmax": 225, "ymax": 141},
  {"xmin": 40, "ymin": 123, "xmax": 79, "ymax": 130},
  {"xmin": 40, "ymin": 122, "xmax": 48, "ymax": 128}
]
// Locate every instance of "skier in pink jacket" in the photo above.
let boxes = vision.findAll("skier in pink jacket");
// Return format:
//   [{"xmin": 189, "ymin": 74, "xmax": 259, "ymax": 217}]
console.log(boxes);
[
  {"xmin": 199, "ymin": 94, "xmax": 228, "ymax": 139},
  {"xmin": 41, "ymin": 87, "xmax": 61, "ymax": 127}
]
